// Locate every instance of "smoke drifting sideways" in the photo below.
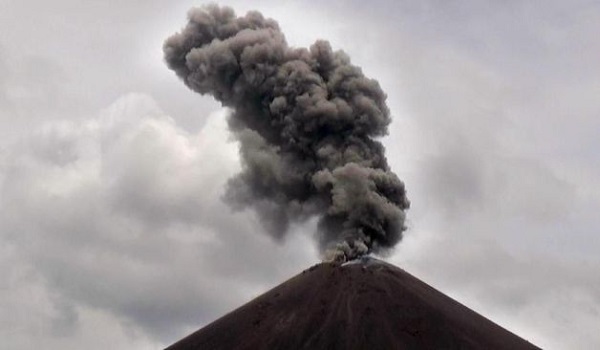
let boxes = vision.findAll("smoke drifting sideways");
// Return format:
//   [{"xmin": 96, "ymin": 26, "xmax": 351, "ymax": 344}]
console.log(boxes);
[{"xmin": 163, "ymin": 5, "xmax": 409, "ymax": 261}]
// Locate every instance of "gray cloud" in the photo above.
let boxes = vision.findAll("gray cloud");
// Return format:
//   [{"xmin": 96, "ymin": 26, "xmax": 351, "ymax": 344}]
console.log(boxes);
[{"xmin": 361, "ymin": 2, "xmax": 600, "ymax": 349}]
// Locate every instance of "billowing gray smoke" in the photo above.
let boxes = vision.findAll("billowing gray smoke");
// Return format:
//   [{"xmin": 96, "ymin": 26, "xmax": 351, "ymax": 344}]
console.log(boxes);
[{"xmin": 164, "ymin": 5, "xmax": 409, "ymax": 261}]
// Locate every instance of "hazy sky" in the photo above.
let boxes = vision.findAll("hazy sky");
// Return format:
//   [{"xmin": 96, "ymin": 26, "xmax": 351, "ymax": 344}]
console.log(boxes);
[{"xmin": 1, "ymin": 1, "xmax": 599, "ymax": 349}]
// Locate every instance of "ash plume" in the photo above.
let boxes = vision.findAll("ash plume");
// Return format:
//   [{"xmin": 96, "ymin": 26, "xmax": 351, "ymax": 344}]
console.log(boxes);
[{"xmin": 163, "ymin": 5, "xmax": 409, "ymax": 261}]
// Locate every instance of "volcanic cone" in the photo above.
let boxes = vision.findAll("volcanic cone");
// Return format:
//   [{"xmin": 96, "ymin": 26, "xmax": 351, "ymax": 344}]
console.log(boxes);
[{"xmin": 166, "ymin": 258, "xmax": 539, "ymax": 350}]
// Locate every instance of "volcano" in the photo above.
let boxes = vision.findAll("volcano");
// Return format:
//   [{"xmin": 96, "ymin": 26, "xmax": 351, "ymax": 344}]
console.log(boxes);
[{"xmin": 166, "ymin": 258, "xmax": 539, "ymax": 350}]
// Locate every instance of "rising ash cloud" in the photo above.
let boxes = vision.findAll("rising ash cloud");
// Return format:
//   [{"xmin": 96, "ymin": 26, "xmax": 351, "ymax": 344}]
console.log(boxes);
[{"xmin": 163, "ymin": 5, "xmax": 409, "ymax": 260}]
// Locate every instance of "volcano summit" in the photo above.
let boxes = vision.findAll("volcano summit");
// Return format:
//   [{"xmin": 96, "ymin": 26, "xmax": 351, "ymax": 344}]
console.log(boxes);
[{"xmin": 166, "ymin": 258, "xmax": 539, "ymax": 350}]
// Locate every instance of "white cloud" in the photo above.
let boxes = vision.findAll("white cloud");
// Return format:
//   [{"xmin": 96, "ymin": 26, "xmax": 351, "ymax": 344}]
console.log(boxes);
[{"xmin": 0, "ymin": 93, "xmax": 317, "ymax": 347}]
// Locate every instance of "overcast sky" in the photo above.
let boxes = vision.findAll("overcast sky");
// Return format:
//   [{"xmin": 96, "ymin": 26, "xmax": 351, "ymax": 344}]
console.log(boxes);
[{"xmin": 1, "ymin": 1, "xmax": 599, "ymax": 349}]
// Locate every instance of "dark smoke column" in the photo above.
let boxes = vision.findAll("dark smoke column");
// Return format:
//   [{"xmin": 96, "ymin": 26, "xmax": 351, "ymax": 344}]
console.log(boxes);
[{"xmin": 164, "ymin": 5, "xmax": 409, "ymax": 261}]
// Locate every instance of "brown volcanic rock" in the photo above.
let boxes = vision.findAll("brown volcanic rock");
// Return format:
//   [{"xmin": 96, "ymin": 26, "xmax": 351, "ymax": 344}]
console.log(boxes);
[{"xmin": 167, "ymin": 259, "xmax": 539, "ymax": 350}]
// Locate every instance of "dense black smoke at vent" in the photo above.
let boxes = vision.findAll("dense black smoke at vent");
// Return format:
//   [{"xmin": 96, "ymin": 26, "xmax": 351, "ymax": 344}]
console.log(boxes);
[{"xmin": 164, "ymin": 5, "xmax": 409, "ymax": 261}]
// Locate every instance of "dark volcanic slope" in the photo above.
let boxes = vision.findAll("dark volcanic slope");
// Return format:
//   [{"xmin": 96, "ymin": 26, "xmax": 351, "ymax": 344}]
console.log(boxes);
[{"xmin": 167, "ymin": 259, "xmax": 539, "ymax": 350}]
